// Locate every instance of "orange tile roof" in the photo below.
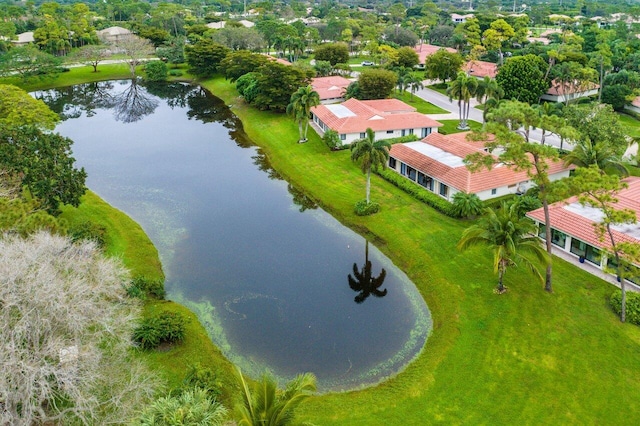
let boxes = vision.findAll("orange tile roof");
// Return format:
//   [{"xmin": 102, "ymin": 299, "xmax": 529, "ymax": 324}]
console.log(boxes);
[
  {"xmin": 311, "ymin": 76, "xmax": 352, "ymax": 100},
  {"xmin": 389, "ymin": 132, "xmax": 572, "ymax": 194},
  {"xmin": 632, "ymin": 96, "xmax": 640, "ymax": 108},
  {"xmin": 546, "ymin": 79, "xmax": 599, "ymax": 96},
  {"xmin": 463, "ymin": 61, "xmax": 498, "ymax": 79},
  {"xmin": 527, "ymin": 177, "xmax": 640, "ymax": 249},
  {"xmin": 310, "ymin": 98, "xmax": 443, "ymax": 134},
  {"xmin": 413, "ymin": 44, "xmax": 457, "ymax": 64}
]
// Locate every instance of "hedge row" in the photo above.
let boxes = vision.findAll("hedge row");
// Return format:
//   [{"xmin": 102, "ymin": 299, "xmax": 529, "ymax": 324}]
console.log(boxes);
[
  {"xmin": 376, "ymin": 168, "xmax": 455, "ymax": 217},
  {"xmin": 610, "ymin": 290, "xmax": 640, "ymax": 325}
]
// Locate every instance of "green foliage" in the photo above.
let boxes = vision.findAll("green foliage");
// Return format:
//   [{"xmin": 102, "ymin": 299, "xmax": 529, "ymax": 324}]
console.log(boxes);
[
  {"xmin": 219, "ymin": 50, "xmax": 269, "ymax": 82},
  {"xmin": 610, "ymin": 291, "xmax": 640, "ymax": 325},
  {"xmin": 511, "ymin": 195, "xmax": 542, "ymax": 217},
  {"xmin": 376, "ymin": 168, "xmax": 455, "ymax": 217},
  {"xmin": 68, "ymin": 220, "xmax": 107, "ymax": 247},
  {"xmin": 496, "ymin": 54, "xmax": 549, "ymax": 104},
  {"xmin": 602, "ymin": 84, "xmax": 632, "ymax": 111},
  {"xmin": 0, "ymin": 84, "xmax": 60, "ymax": 130},
  {"xmin": 145, "ymin": 60, "xmax": 168, "ymax": 82},
  {"xmin": 322, "ymin": 129, "xmax": 342, "ymax": 150},
  {"xmin": 354, "ymin": 199, "xmax": 380, "ymax": 216},
  {"xmin": 252, "ymin": 62, "xmax": 312, "ymax": 112},
  {"xmin": 236, "ymin": 72, "xmax": 259, "ymax": 103},
  {"xmin": 185, "ymin": 39, "xmax": 230, "ymax": 78},
  {"xmin": 0, "ymin": 45, "xmax": 62, "ymax": 82},
  {"xmin": 168, "ymin": 69, "xmax": 184, "ymax": 77},
  {"xmin": 0, "ymin": 124, "xmax": 87, "ymax": 215},
  {"xmin": 0, "ymin": 197, "xmax": 67, "ymax": 236},
  {"xmin": 358, "ymin": 68, "xmax": 398, "ymax": 100},
  {"xmin": 424, "ymin": 50, "xmax": 463, "ymax": 83},
  {"xmin": 135, "ymin": 388, "xmax": 228, "ymax": 426},
  {"xmin": 393, "ymin": 47, "xmax": 420, "ymax": 69},
  {"xmin": 182, "ymin": 363, "xmax": 224, "ymax": 399},
  {"xmin": 126, "ymin": 276, "xmax": 166, "ymax": 300},
  {"xmin": 313, "ymin": 60, "xmax": 332, "ymax": 77},
  {"xmin": 313, "ymin": 42, "xmax": 349, "ymax": 66},
  {"xmin": 451, "ymin": 192, "xmax": 483, "ymax": 218},
  {"xmin": 156, "ymin": 37, "xmax": 186, "ymax": 65},
  {"xmin": 134, "ymin": 311, "xmax": 187, "ymax": 350}
]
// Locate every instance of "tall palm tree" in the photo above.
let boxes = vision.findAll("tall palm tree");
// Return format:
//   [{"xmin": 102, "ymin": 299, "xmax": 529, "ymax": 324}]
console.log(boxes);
[
  {"xmin": 475, "ymin": 76, "xmax": 504, "ymax": 123},
  {"xmin": 564, "ymin": 138, "xmax": 629, "ymax": 176},
  {"xmin": 350, "ymin": 128, "xmax": 391, "ymax": 204},
  {"xmin": 348, "ymin": 240, "xmax": 387, "ymax": 303},
  {"xmin": 457, "ymin": 203, "xmax": 550, "ymax": 293},
  {"xmin": 447, "ymin": 71, "xmax": 478, "ymax": 130},
  {"xmin": 235, "ymin": 368, "xmax": 316, "ymax": 426},
  {"xmin": 286, "ymin": 85, "xmax": 320, "ymax": 143},
  {"xmin": 408, "ymin": 74, "xmax": 424, "ymax": 100}
]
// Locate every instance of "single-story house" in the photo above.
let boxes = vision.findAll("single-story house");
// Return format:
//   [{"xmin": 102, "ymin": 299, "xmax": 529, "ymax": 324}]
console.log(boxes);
[
  {"xmin": 463, "ymin": 60, "xmax": 498, "ymax": 79},
  {"xmin": 97, "ymin": 26, "xmax": 132, "ymax": 44},
  {"xmin": 388, "ymin": 132, "xmax": 573, "ymax": 202},
  {"xmin": 205, "ymin": 20, "xmax": 255, "ymax": 30},
  {"xmin": 311, "ymin": 76, "xmax": 352, "ymax": 104},
  {"xmin": 11, "ymin": 31, "xmax": 34, "ymax": 46},
  {"xmin": 413, "ymin": 44, "xmax": 457, "ymax": 67},
  {"xmin": 526, "ymin": 177, "xmax": 640, "ymax": 287},
  {"xmin": 310, "ymin": 98, "xmax": 443, "ymax": 145},
  {"xmin": 451, "ymin": 13, "xmax": 474, "ymax": 24},
  {"xmin": 540, "ymin": 79, "xmax": 600, "ymax": 103},
  {"xmin": 625, "ymin": 96, "xmax": 640, "ymax": 114}
]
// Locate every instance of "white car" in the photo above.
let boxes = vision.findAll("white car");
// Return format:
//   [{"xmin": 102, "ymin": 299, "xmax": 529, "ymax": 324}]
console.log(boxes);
[{"xmin": 361, "ymin": 61, "xmax": 374, "ymax": 66}]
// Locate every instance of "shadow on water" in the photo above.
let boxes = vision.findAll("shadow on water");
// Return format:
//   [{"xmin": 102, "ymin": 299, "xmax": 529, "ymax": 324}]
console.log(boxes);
[{"xmin": 348, "ymin": 240, "xmax": 388, "ymax": 304}]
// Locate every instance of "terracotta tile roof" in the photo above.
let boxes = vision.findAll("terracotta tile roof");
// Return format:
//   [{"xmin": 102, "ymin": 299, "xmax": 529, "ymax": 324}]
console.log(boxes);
[
  {"xmin": 389, "ymin": 132, "xmax": 572, "ymax": 194},
  {"xmin": 527, "ymin": 177, "xmax": 640, "ymax": 250},
  {"xmin": 413, "ymin": 44, "xmax": 457, "ymax": 64},
  {"xmin": 632, "ymin": 96, "xmax": 640, "ymax": 108},
  {"xmin": 311, "ymin": 76, "xmax": 352, "ymax": 101},
  {"xmin": 463, "ymin": 61, "xmax": 498, "ymax": 79},
  {"xmin": 265, "ymin": 55, "xmax": 291, "ymax": 66},
  {"xmin": 310, "ymin": 98, "xmax": 443, "ymax": 134},
  {"xmin": 546, "ymin": 79, "xmax": 599, "ymax": 96}
]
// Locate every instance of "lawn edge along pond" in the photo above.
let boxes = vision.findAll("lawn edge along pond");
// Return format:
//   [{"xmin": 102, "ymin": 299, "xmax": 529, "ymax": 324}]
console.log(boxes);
[{"xmin": 19, "ymin": 66, "xmax": 640, "ymax": 424}]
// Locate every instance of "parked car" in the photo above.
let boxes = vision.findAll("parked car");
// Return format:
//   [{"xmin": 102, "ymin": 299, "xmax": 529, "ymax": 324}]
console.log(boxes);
[{"xmin": 361, "ymin": 61, "xmax": 374, "ymax": 66}]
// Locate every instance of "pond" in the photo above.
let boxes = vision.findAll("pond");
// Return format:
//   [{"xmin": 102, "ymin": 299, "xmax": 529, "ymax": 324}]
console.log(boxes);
[{"xmin": 37, "ymin": 80, "xmax": 432, "ymax": 391}]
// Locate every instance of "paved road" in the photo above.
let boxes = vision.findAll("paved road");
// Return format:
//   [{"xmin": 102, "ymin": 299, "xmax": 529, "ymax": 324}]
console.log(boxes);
[{"xmin": 414, "ymin": 85, "xmax": 570, "ymax": 150}]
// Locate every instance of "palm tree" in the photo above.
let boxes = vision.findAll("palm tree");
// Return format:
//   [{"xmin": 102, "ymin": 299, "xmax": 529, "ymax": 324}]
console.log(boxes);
[
  {"xmin": 447, "ymin": 71, "xmax": 478, "ymax": 130},
  {"xmin": 348, "ymin": 240, "xmax": 387, "ymax": 303},
  {"xmin": 407, "ymin": 74, "xmax": 424, "ymax": 100},
  {"xmin": 350, "ymin": 128, "xmax": 391, "ymax": 204},
  {"xmin": 475, "ymin": 76, "xmax": 504, "ymax": 124},
  {"xmin": 286, "ymin": 85, "xmax": 320, "ymax": 143},
  {"xmin": 451, "ymin": 192, "xmax": 483, "ymax": 219},
  {"xmin": 457, "ymin": 203, "xmax": 550, "ymax": 293},
  {"xmin": 564, "ymin": 139, "xmax": 629, "ymax": 176},
  {"xmin": 137, "ymin": 388, "xmax": 228, "ymax": 425},
  {"xmin": 235, "ymin": 368, "xmax": 316, "ymax": 426}
]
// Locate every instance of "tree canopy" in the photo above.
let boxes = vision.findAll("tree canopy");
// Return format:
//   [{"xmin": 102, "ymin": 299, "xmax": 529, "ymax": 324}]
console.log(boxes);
[{"xmin": 496, "ymin": 54, "xmax": 549, "ymax": 105}]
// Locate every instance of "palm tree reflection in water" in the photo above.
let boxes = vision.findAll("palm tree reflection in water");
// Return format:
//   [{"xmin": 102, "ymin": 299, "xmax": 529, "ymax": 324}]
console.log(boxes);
[{"xmin": 348, "ymin": 240, "xmax": 388, "ymax": 304}]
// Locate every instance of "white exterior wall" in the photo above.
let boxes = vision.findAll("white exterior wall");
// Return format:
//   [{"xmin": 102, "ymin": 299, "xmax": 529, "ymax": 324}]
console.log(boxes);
[
  {"xmin": 625, "ymin": 104, "xmax": 640, "ymax": 114},
  {"xmin": 540, "ymin": 88, "xmax": 599, "ymax": 103}
]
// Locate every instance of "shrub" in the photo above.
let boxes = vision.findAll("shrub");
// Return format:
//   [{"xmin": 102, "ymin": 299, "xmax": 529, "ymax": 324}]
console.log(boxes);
[
  {"xmin": 322, "ymin": 129, "xmax": 342, "ymax": 150},
  {"xmin": 376, "ymin": 168, "xmax": 455, "ymax": 217},
  {"xmin": 133, "ymin": 311, "xmax": 187, "ymax": 350},
  {"xmin": 610, "ymin": 290, "xmax": 640, "ymax": 325},
  {"xmin": 511, "ymin": 195, "xmax": 542, "ymax": 217},
  {"xmin": 451, "ymin": 192, "xmax": 483, "ymax": 218},
  {"xmin": 181, "ymin": 363, "xmax": 224, "ymax": 399},
  {"xmin": 145, "ymin": 60, "xmax": 168, "ymax": 82},
  {"xmin": 168, "ymin": 69, "xmax": 183, "ymax": 77},
  {"xmin": 354, "ymin": 200, "xmax": 380, "ymax": 216},
  {"xmin": 126, "ymin": 276, "xmax": 166, "ymax": 300},
  {"xmin": 68, "ymin": 220, "xmax": 107, "ymax": 247}
]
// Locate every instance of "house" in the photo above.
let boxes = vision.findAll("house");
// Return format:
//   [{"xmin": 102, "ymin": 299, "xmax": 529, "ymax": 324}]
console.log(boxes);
[
  {"xmin": 625, "ymin": 96, "xmax": 640, "ymax": 114},
  {"xmin": 311, "ymin": 76, "xmax": 352, "ymax": 104},
  {"xmin": 205, "ymin": 20, "xmax": 255, "ymax": 30},
  {"xmin": 540, "ymin": 80, "xmax": 600, "ymax": 103},
  {"xmin": 526, "ymin": 177, "xmax": 640, "ymax": 288},
  {"xmin": 388, "ymin": 132, "xmax": 573, "ymax": 202},
  {"xmin": 451, "ymin": 13, "xmax": 474, "ymax": 24},
  {"xmin": 463, "ymin": 60, "xmax": 498, "ymax": 79},
  {"xmin": 310, "ymin": 98, "xmax": 443, "ymax": 145},
  {"xmin": 96, "ymin": 26, "xmax": 132, "ymax": 44},
  {"xmin": 413, "ymin": 44, "xmax": 457, "ymax": 67},
  {"xmin": 11, "ymin": 31, "xmax": 34, "ymax": 46}
]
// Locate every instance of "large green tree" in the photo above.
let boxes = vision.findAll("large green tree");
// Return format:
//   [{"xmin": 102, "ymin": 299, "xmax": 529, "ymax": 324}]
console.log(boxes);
[
  {"xmin": 0, "ymin": 45, "xmax": 61, "ymax": 82},
  {"xmin": 457, "ymin": 202, "xmax": 550, "ymax": 293},
  {"xmin": 423, "ymin": 49, "xmax": 463, "ymax": 84},
  {"xmin": 185, "ymin": 39, "xmax": 230, "ymax": 77},
  {"xmin": 358, "ymin": 68, "xmax": 397, "ymax": 100},
  {"xmin": 0, "ymin": 84, "xmax": 59, "ymax": 130},
  {"xmin": 350, "ymin": 128, "xmax": 391, "ymax": 204},
  {"xmin": 219, "ymin": 50, "xmax": 269, "ymax": 82},
  {"xmin": 253, "ymin": 62, "xmax": 312, "ymax": 112},
  {"xmin": 235, "ymin": 368, "xmax": 316, "ymax": 426},
  {"xmin": 496, "ymin": 54, "xmax": 549, "ymax": 105},
  {"xmin": 286, "ymin": 85, "xmax": 320, "ymax": 143},
  {"xmin": 564, "ymin": 103, "xmax": 628, "ymax": 158},
  {"xmin": 313, "ymin": 42, "xmax": 350, "ymax": 66}
]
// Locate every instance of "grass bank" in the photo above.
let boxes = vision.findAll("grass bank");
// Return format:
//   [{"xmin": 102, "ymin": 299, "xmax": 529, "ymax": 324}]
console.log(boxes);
[{"xmin": 202, "ymin": 76, "xmax": 640, "ymax": 424}]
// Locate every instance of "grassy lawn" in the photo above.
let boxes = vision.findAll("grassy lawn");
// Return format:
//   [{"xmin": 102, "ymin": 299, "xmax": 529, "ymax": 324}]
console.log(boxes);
[
  {"xmin": 202, "ymin": 76, "xmax": 640, "ymax": 424},
  {"xmin": 438, "ymin": 119, "xmax": 483, "ymax": 135},
  {"xmin": 427, "ymin": 82, "xmax": 448, "ymax": 95},
  {"xmin": 393, "ymin": 90, "xmax": 448, "ymax": 114},
  {"xmin": 617, "ymin": 112, "xmax": 640, "ymax": 139},
  {"xmin": 59, "ymin": 191, "xmax": 239, "ymax": 406}
]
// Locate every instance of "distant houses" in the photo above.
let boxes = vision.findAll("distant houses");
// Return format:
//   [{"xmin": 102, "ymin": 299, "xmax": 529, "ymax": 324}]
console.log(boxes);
[
  {"xmin": 413, "ymin": 44, "xmax": 457, "ymax": 67},
  {"xmin": 310, "ymin": 98, "xmax": 442, "ymax": 145},
  {"xmin": 388, "ymin": 132, "xmax": 573, "ymax": 202},
  {"xmin": 540, "ymin": 80, "xmax": 600, "ymax": 103},
  {"xmin": 96, "ymin": 26, "xmax": 132, "ymax": 44},
  {"xmin": 463, "ymin": 60, "xmax": 498, "ymax": 79},
  {"xmin": 11, "ymin": 31, "xmax": 34, "ymax": 46},
  {"xmin": 451, "ymin": 13, "xmax": 474, "ymax": 24},
  {"xmin": 311, "ymin": 76, "xmax": 352, "ymax": 104}
]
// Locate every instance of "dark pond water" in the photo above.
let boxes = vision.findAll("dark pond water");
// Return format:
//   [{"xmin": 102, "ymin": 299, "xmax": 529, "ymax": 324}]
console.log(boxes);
[{"xmin": 37, "ymin": 80, "xmax": 431, "ymax": 391}]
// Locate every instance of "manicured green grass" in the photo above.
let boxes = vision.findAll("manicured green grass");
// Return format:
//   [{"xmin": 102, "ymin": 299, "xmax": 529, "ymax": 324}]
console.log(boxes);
[
  {"xmin": 617, "ymin": 112, "xmax": 640, "ymax": 139},
  {"xmin": 393, "ymin": 90, "xmax": 448, "ymax": 114},
  {"xmin": 438, "ymin": 119, "xmax": 483, "ymax": 135},
  {"xmin": 202, "ymin": 76, "xmax": 640, "ymax": 424},
  {"xmin": 4, "ymin": 64, "xmax": 134, "ymax": 92},
  {"xmin": 60, "ymin": 191, "xmax": 238, "ymax": 405},
  {"xmin": 427, "ymin": 82, "xmax": 448, "ymax": 95}
]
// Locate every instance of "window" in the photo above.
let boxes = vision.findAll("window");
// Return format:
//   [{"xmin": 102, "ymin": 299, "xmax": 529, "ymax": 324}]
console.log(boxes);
[
  {"xmin": 400, "ymin": 163, "xmax": 406, "ymax": 175},
  {"xmin": 388, "ymin": 157, "xmax": 397, "ymax": 169},
  {"xmin": 570, "ymin": 239, "xmax": 601, "ymax": 265},
  {"xmin": 387, "ymin": 130, "xmax": 394, "ymax": 134},
  {"xmin": 401, "ymin": 129, "xmax": 406, "ymax": 136},
  {"xmin": 406, "ymin": 166, "xmax": 417, "ymax": 181},
  {"xmin": 417, "ymin": 172, "xmax": 433, "ymax": 191},
  {"xmin": 340, "ymin": 134, "xmax": 346, "ymax": 141},
  {"xmin": 607, "ymin": 258, "xmax": 640, "ymax": 284},
  {"xmin": 409, "ymin": 128, "xmax": 414, "ymax": 135},
  {"xmin": 422, "ymin": 128, "xmax": 432, "ymax": 138},
  {"xmin": 551, "ymin": 229, "xmax": 567, "ymax": 248},
  {"xmin": 360, "ymin": 132, "xmax": 366, "ymax": 138},
  {"xmin": 538, "ymin": 223, "xmax": 546, "ymax": 239},
  {"xmin": 439, "ymin": 183, "xmax": 448, "ymax": 197},
  {"xmin": 491, "ymin": 188, "xmax": 497, "ymax": 195}
]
